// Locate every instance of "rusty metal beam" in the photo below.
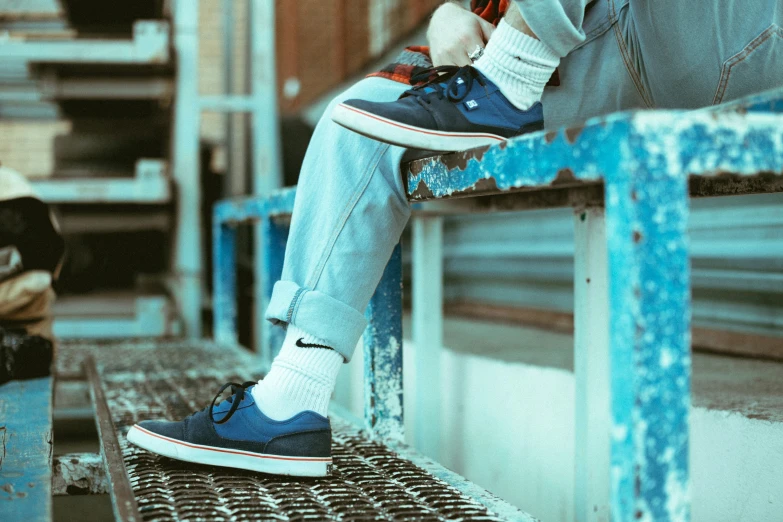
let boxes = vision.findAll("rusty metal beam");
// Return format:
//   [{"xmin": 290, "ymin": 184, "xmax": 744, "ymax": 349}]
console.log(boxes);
[{"xmin": 85, "ymin": 358, "xmax": 142, "ymax": 521}]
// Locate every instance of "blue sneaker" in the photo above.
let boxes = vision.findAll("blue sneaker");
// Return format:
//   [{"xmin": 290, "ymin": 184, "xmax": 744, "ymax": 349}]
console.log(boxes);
[
  {"xmin": 126, "ymin": 381, "xmax": 332, "ymax": 477},
  {"xmin": 331, "ymin": 65, "xmax": 544, "ymax": 152}
]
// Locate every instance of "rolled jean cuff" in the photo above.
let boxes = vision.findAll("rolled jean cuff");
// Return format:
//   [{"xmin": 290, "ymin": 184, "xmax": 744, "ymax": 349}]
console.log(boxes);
[{"xmin": 264, "ymin": 280, "xmax": 367, "ymax": 362}]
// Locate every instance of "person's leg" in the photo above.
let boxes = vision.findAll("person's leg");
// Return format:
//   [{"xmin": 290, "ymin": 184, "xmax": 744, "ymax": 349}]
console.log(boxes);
[
  {"xmin": 256, "ymin": 77, "xmax": 412, "ymax": 420},
  {"xmin": 472, "ymin": 4, "xmax": 561, "ymax": 111},
  {"xmin": 263, "ymin": 76, "xmax": 410, "ymax": 361},
  {"xmin": 126, "ymin": 77, "xmax": 412, "ymax": 476},
  {"xmin": 330, "ymin": 0, "xmax": 597, "ymax": 152}
]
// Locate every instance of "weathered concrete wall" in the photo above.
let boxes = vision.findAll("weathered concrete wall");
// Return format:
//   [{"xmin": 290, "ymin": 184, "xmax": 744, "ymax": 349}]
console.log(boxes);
[{"xmin": 334, "ymin": 317, "xmax": 783, "ymax": 522}]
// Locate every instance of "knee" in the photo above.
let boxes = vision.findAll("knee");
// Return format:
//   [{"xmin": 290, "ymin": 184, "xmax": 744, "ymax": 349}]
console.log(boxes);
[{"xmin": 318, "ymin": 77, "xmax": 408, "ymax": 129}]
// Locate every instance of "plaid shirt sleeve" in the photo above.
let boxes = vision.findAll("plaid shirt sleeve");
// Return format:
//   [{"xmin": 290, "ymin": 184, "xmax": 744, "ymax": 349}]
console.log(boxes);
[{"xmin": 368, "ymin": 1, "xmax": 510, "ymax": 85}]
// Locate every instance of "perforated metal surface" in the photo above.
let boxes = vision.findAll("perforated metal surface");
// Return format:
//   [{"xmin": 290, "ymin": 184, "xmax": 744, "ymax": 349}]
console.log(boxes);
[{"xmin": 60, "ymin": 341, "xmax": 515, "ymax": 521}]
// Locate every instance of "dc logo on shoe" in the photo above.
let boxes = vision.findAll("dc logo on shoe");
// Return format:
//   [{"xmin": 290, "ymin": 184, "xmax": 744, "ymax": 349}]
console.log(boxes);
[{"xmin": 464, "ymin": 99, "xmax": 479, "ymax": 110}]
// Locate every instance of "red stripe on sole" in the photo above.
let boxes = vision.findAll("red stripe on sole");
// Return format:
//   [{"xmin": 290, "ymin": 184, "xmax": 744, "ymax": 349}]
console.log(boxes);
[
  {"xmin": 131, "ymin": 425, "xmax": 332, "ymax": 463},
  {"xmin": 338, "ymin": 104, "xmax": 506, "ymax": 141}
]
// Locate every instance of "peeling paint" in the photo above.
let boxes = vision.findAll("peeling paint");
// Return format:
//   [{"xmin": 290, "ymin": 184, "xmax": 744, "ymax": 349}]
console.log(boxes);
[
  {"xmin": 213, "ymin": 186, "xmax": 297, "ymax": 226},
  {"xmin": 363, "ymin": 243, "xmax": 405, "ymax": 443},
  {"xmin": 0, "ymin": 377, "xmax": 53, "ymax": 518},
  {"xmin": 606, "ymin": 115, "xmax": 694, "ymax": 522},
  {"xmin": 209, "ymin": 92, "xmax": 783, "ymax": 521},
  {"xmin": 52, "ymin": 453, "xmax": 108, "ymax": 495},
  {"xmin": 398, "ymin": 103, "xmax": 783, "ymax": 522},
  {"xmin": 564, "ymin": 124, "xmax": 585, "ymax": 144},
  {"xmin": 405, "ymin": 111, "xmax": 783, "ymax": 203}
]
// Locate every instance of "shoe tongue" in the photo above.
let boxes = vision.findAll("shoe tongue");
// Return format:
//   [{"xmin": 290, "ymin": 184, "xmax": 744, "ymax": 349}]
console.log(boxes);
[{"xmin": 451, "ymin": 75, "xmax": 471, "ymax": 98}]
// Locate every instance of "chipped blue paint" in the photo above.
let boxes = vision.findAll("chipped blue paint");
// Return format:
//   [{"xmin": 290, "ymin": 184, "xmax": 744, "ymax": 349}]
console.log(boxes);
[
  {"xmin": 605, "ymin": 137, "xmax": 691, "ymax": 522},
  {"xmin": 260, "ymin": 217, "xmax": 289, "ymax": 370},
  {"xmin": 213, "ymin": 187, "xmax": 296, "ymax": 349},
  {"xmin": 404, "ymin": 106, "xmax": 783, "ymax": 522},
  {"xmin": 213, "ymin": 216, "xmax": 238, "ymax": 345},
  {"xmin": 406, "ymin": 111, "xmax": 783, "ymax": 202},
  {"xmin": 363, "ymin": 242, "xmax": 405, "ymax": 442},
  {"xmin": 214, "ymin": 186, "xmax": 297, "ymax": 226},
  {"xmin": 0, "ymin": 377, "xmax": 53, "ymax": 520}
]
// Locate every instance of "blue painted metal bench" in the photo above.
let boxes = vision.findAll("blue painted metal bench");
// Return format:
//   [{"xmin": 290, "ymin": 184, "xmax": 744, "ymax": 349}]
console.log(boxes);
[
  {"xmin": 0, "ymin": 378, "xmax": 53, "ymax": 519},
  {"xmin": 213, "ymin": 87, "xmax": 783, "ymax": 522}
]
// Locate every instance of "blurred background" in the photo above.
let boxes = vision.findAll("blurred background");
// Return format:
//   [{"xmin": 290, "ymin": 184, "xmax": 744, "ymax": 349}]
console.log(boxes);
[{"xmin": 1, "ymin": 1, "xmax": 782, "ymax": 521}]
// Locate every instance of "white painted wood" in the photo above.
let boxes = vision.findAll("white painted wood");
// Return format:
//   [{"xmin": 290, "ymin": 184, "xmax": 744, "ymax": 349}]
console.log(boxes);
[
  {"xmin": 31, "ymin": 159, "xmax": 169, "ymax": 203},
  {"xmin": 0, "ymin": 21, "xmax": 169, "ymax": 63},
  {"xmin": 53, "ymin": 295, "xmax": 173, "ymax": 339},
  {"xmin": 172, "ymin": 0, "xmax": 202, "ymax": 338},
  {"xmin": 412, "ymin": 215, "xmax": 444, "ymax": 459},
  {"xmin": 250, "ymin": 0, "xmax": 284, "ymax": 361},
  {"xmin": 573, "ymin": 207, "xmax": 611, "ymax": 522}
]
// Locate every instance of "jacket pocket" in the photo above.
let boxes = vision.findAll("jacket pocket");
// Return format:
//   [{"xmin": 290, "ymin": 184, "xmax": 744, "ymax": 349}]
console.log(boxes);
[{"xmin": 713, "ymin": 24, "xmax": 783, "ymax": 105}]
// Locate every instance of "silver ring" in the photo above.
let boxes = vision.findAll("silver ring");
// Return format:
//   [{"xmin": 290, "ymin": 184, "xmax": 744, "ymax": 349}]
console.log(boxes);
[{"xmin": 468, "ymin": 45, "xmax": 484, "ymax": 62}]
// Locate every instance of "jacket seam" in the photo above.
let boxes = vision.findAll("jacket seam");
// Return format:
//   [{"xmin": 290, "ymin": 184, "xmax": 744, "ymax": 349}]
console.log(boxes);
[
  {"xmin": 610, "ymin": 0, "xmax": 653, "ymax": 108},
  {"xmin": 712, "ymin": 24, "xmax": 783, "ymax": 105},
  {"xmin": 306, "ymin": 140, "xmax": 391, "ymax": 291},
  {"xmin": 286, "ymin": 287, "xmax": 305, "ymax": 323}
]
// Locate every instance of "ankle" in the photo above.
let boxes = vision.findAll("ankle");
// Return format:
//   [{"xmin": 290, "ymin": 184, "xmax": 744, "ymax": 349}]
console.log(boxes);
[
  {"xmin": 502, "ymin": 1, "xmax": 537, "ymax": 39},
  {"xmin": 251, "ymin": 324, "xmax": 344, "ymax": 420},
  {"xmin": 474, "ymin": 19, "xmax": 559, "ymax": 110}
]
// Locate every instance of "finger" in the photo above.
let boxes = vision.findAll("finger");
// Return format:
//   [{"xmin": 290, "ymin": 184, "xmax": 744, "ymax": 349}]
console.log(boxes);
[
  {"xmin": 459, "ymin": 32, "xmax": 486, "ymax": 58},
  {"xmin": 478, "ymin": 19, "xmax": 495, "ymax": 42},
  {"xmin": 431, "ymin": 50, "xmax": 447, "ymax": 67},
  {"xmin": 449, "ymin": 48, "xmax": 472, "ymax": 67}
]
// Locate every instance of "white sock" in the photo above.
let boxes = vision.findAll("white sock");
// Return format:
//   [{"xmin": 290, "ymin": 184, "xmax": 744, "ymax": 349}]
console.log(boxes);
[
  {"xmin": 251, "ymin": 324, "xmax": 344, "ymax": 420},
  {"xmin": 474, "ymin": 19, "xmax": 560, "ymax": 110}
]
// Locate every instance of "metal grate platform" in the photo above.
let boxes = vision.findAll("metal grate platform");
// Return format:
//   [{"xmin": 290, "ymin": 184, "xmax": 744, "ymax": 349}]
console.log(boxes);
[{"xmin": 59, "ymin": 341, "xmax": 531, "ymax": 521}]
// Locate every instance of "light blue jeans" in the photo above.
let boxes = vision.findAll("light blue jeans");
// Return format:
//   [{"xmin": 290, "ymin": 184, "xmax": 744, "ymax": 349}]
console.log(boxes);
[{"xmin": 265, "ymin": 0, "xmax": 783, "ymax": 362}]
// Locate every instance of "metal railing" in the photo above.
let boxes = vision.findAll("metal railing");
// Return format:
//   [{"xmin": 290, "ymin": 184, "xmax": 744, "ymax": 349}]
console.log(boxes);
[{"xmin": 212, "ymin": 87, "xmax": 783, "ymax": 521}]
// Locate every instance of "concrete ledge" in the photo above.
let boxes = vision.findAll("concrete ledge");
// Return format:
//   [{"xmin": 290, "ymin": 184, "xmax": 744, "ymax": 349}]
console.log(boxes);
[{"xmin": 333, "ymin": 314, "xmax": 783, "ymax": 522}]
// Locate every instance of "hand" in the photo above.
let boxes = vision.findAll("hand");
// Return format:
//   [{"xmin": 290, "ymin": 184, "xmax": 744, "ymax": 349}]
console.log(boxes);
[{"xmin": 427, "ymin": 2, "xmax": 495, "ymax": 67}]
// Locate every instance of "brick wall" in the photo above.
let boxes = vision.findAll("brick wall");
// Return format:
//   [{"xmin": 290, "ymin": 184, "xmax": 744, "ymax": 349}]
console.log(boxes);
[{"xmin": 276, "ymin": 0, "xmax": 442, "ymax": 112}]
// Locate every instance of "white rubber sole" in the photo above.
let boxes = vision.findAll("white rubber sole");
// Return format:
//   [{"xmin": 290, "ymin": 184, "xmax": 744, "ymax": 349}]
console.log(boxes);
[
  {"xmin": 331, "ymin": 103, "xmax": 506, "ymax": 152},
  {"xmin": 126, "ymin": 425, "xmax": 332, "ymax": 477}
]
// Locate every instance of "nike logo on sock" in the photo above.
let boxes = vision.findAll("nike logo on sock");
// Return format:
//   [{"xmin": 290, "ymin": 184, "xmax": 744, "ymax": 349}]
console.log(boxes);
[{"xmin": 295, "ymin": 338, "xmax": 334, "ymax": 350}]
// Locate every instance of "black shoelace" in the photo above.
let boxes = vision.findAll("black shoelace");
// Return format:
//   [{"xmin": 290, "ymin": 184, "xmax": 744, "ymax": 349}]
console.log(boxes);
[
  {"xmin": 406, "ymin": 65, "xmax": 486, "ymax": 106},
  {"xmin": 208, "ymin": 381, "xmax": 257, "ymax": 424}
]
